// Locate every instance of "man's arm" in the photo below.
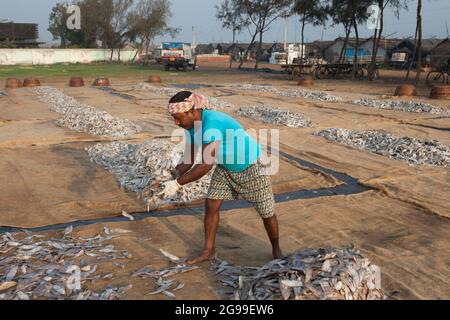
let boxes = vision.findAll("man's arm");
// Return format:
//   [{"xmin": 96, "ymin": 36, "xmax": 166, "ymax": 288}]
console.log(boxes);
[
  {"xmin": 177, "ymin": 141, "xmax": 219, "ymax": 186},
  {"xmin": 176, "ymin": 142, "xmax": 195, "ymax": 177}
]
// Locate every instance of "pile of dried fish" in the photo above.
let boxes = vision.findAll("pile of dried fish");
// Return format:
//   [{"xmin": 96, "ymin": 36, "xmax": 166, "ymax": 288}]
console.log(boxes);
[
  {"xmin": 33, "ymin": 86, "xmax": 142, "ymax": 137},
  {"xmin": 0, "ymin": 227, "xmax": 133, "ymax": 300},
  {"xmin": 132, "ymin": 249, "xmax": 198, "ymax": 299},
  {"xmin": 233, "ymin": 84, "xmax": 342, "ymax": 102},
  {"xmin": 134, "ymin": 82, "xmax": 234, "ymax": 109},
  {"xmin": 86, "ymin": 139, "xmax": 212, "ymax": 206},
  {"xmin": 213, "ymin": 247, "xmax": 385, "ymax": 300},
  {"xmin": 236, "ymin": 105, "xmax": 313, "ymax": 128},
  {"xmin": 352, "ymin": 98, "xmax": 447, "ymax": 114},
  {"xmin": 317, "ymin": 128, "xmax": 450, "ymax": 167}
]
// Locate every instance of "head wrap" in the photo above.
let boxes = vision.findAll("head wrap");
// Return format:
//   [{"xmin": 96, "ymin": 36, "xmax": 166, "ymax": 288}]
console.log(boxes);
[{"xmin": 167, "ymin": 92, "xmax": 210, "ymax": 115}]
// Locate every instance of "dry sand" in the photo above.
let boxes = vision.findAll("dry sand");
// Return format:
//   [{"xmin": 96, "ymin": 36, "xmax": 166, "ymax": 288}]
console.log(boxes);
[{"xmin": 0, "ymin": 63, "xmax": 449, "ymax": 300}]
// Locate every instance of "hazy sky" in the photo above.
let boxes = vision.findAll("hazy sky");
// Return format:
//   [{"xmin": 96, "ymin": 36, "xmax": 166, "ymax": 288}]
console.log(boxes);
[{"xmin": 1, "ymin": 0, "xmax": 449, "ymax": 45}]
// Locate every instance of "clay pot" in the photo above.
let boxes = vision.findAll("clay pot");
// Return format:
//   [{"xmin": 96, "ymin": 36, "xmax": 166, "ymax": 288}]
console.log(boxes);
[
  {"xmin": 394, "ymin": 84, "xmax": 417, "ymax": 97},
  {"xmin": 429, "ymin": 85, "xmax": 450, "ymax": 100},
  {"xmin": 5, "ymin": 78, "xmax": 23, "ymax": 89},
  {"xmin": 23, "ymin": 77, "xmax": 41, "ymax": 87},
  {"xmin": 297, "ymin": 76, "xmax": 315, "ymax": 87},
  {"xmin": 148, "ymin": 75, "xmax": 162, "ymax": 84},
  {"xmin": 93, "ymin": 77, "xmax": 110, "ymax": 87},
  {"xmin": 69, "ymin": 77, "xmax": 85, "ymax": 87}
]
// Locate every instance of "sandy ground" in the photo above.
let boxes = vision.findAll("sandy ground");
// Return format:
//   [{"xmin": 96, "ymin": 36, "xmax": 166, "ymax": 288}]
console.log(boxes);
[{"xmin": 0, "ymin": 62, "xmax": 449, "ymax": 300}]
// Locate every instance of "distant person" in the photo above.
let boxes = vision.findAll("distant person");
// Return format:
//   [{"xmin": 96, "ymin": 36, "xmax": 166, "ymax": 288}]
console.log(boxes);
[{"xmin": 156, "ymin": 91, "xmax": 283, "ymax": 265}]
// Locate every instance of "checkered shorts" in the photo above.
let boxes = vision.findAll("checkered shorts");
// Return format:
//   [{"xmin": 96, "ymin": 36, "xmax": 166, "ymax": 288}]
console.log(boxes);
[{"xmin": 207, "ymin": 162, "xmax": 275, "ymax": 219}]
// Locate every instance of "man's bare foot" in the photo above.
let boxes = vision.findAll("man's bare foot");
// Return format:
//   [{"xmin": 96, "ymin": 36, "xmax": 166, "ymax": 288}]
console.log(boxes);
[
  {"xmin": 273, "ymin": 248, "xmax": 284, "ymax": 260},
  {"xmin": 186, "ymin": 249, "xmax": 215, "ymax": 265}
]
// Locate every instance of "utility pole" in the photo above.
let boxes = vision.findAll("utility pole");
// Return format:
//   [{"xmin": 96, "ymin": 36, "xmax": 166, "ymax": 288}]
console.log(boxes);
[
  {"xmin": 284, "ymin": 11, "xmax": 288, "ymax": 51},
  {"xmin": 192, "ymin": 26, "xmax": 197, "ymax": 49}
]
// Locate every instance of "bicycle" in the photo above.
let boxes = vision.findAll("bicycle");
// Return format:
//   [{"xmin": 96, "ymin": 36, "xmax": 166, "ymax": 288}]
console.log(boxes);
[{"xmin": 426, "ymin": 64, "xmax": 450, "ymax": 88}]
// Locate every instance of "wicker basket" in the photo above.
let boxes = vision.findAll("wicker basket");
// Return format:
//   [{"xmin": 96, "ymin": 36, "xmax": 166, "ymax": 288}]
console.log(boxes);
[
  {"xmin": 5, "ymin": 78, "xmax": 23, "ymax": 89},
  {"xmin": 148, "ymin": 75, "xmax": 162, "ymax": 84},
  {"xmin": 23, "ymin": 77, "xmax": 41, "ymax": 87},
  {"xmin": 297, "ymin": 76, "xmax": 315, "ymax": 87},
  {"xmin": 69, "ymin": 77, "xmax": 85, "ymax": 87},
  {"xmin": 93, "ymin": 77, "xmax": 111, "ymax": 87},
  {"xmin": 430, "ymin": 85, "xmax": 450, "ymax": 100},
  {"xmin": 394, "ymin": 85, "xmax": 417, "ymax": 97}
]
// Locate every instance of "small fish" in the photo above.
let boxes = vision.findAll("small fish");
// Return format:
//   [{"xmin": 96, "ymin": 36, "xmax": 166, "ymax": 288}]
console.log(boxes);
[
  {"xmin": 121, "ymin": 211, "xmax": 135, "ymax": 221},
  {"xmin": 0, "ymin": 281, "xmax": 17, "ymax": 292},
  {"xmin": 159, "ymin": 249, "xmax": 181, "ymax": 264},
  {"xmin": 52, "ymin": 285, "xmax": 66, "ymax": 296},
  {"xmin": 110, "ymin": 229, "xmax": 132, "ymax": 235},
  {"xmin": 6, "ymin": 266, "xmax": 18, "ymax": 281},
  {"xmin": 16, "ymin": 291, "xmax": 30, "ymax": 300},
  {"xmin": 162, "ymin": 291, "xmax": 175, "ymax": 299},
  {"xmin": 64, "ymin": 226, "xmax": 74, "ymax": 236}
]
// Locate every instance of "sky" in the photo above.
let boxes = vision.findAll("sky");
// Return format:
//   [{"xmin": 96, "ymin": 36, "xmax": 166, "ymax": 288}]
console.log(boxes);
[{"xmin": 1, "ymin": 0, "xmax": 450, "ymax": 45}]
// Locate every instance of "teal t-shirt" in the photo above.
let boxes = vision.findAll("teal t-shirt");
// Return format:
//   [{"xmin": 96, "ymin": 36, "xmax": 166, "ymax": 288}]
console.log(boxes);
[{"xmin": 187, "ymin": 110, "xmax": 261, "ymax": 172}]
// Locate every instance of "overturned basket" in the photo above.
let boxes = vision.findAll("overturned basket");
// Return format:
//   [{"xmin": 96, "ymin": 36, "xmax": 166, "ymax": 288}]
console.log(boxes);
[
  {"xmin": 430, "ymin": 85, "xmax": 450, "ymax": 100},
  {"xmin": 148, "ymin": 75, "xmax": 162, "ymax": 84},
  {"xmin": 5, "ymin": 78, "xmax": 23, "ymax": 89},
  {"xmin": 394, "ymin": 84, "xmax": 417, "ymax": 97},
  {"xmin": 93, "ymin": 77, "xmax": 111, "ymax": 87},
  {"xmin": 23, "ymin": 77, "xmax": 41, "ymax": 87},
  {"xmin": 69, "ymin": 76, "xmax": 85, "ymax": 87},
  {"xmin": 297, "ymin": 76, "xmax": 315, "ymax": 87}
]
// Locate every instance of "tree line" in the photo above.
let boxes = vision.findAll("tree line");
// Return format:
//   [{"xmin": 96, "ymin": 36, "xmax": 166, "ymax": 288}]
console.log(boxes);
[
  {"xmin": 48, "ymin": 0, "xmax": 178, "ymax": 61},
  {"xmin": 216, "ymin": 0, "xmax": 427, "ymax": 83}
]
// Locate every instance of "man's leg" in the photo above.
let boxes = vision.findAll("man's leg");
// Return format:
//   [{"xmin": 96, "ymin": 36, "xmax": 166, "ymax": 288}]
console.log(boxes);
[
  {"xmin": 186, "ymin": 199, "xmax": 223, "ymax": 265},
  {"xmin": 263, "ymin": 215, "xmax": 283, "ymax": 260}
]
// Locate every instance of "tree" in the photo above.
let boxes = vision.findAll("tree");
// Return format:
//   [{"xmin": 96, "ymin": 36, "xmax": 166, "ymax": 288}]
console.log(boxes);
[
  {"xmin": 48, "ymin": 2, "xmax": 70, "ymax": 47},
  {"xmin": 49, "ymin": 1, "xmax": 98, "ymax": 48},
  {"xmin": 292, "ymin": 0, "xmax": 328, "ymax": 63},
  {"xmin": 367, "ymin": 0, "xmax": 407, "ymax": 80},
  {"xmin": 216, "ymin": 0, "xmax": 250, "ymax": 68},
  {"xmin": 216, "ymin": 0, "xmax": 249, "ymax": 44},
  {"xmin": 328, "ymin": 0, "xmax": 354, "ymax": 63},
  {"xmin": 347, "ymin": 0, "xmax": 372, "ymax": 79},
  {"xmin": 130, "ymin": 0, "xmax": 178, "ymax": 61},
  {"xmin": 238, "ymin": 0, "xmax": 292, "ymax": 69},
  {"xmin": 415, "ymin": 0, "xmax": 422, "ymax": 84},
  {"xmin": 405, "ymin": 0, "xmax": 422, "ymax": 82}
]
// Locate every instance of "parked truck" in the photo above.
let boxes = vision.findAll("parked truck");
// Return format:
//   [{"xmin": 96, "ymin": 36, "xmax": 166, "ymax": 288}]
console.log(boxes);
[{"xmin": 157, "ymin": 42, "xmax": 197, "ymax": 71}]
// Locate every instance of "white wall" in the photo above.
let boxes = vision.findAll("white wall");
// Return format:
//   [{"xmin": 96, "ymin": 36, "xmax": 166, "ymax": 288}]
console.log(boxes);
[{"xmin": 0, "ymin": 49, "xmax": 139, "ymax": 65}]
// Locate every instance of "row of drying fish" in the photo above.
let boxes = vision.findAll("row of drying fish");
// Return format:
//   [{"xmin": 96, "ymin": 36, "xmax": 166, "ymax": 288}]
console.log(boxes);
[
  {"xmin": 212, "ymin": 247, "xmax": 385, "ymax": 300},
  {"xmin": 134, "ymin": 83, "xmax": 234, "ymax": 109},
  {"xmin": 317, "ymin": 128, "xmax": 450, "ymax": 167},
  {"xmin": 0, "ymin": 227, "xmax": 134, "ymax": 300},
  {"xmin": 85, "ymin": 139, "xmax": 212, "ymax": 207},
  {"xmin": 233, "ymin": 84, "xmax": 343, "ymax": 102},
  {"xmin": 235, "ymin": 105, "xmax": 313, "ymax": 128},
  {"xmin": 352, "ymin": 98, "xmax": 448, "ymax": 114},
  {"xmin": 33, "ymin": 86, "xmax": 142, "ymax": 137}
]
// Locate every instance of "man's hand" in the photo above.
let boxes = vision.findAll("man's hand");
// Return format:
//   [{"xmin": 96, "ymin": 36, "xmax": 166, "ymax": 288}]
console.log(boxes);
[{"xmin": 158, "ymin": 180, "xmax": 182, "ymax": 199}]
